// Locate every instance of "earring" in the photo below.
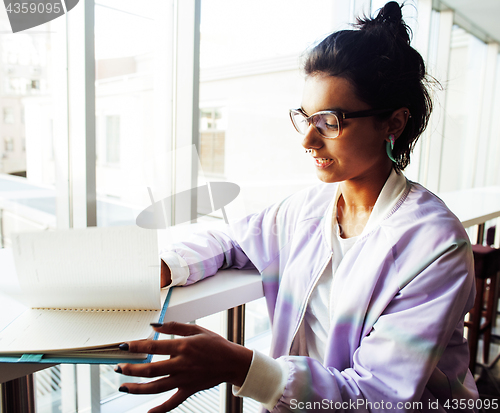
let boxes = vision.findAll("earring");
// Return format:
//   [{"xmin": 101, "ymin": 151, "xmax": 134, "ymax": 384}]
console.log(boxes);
[{"xmin": 386, "ymin": 134, "xmax": 396, "ymax": 163}]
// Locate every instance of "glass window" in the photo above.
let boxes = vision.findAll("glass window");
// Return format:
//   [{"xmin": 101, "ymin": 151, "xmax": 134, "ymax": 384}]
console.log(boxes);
[
  {"xmin": 4, "ymin": 137, "xmax": 13, "ymax": 152},
  {"xmin": 30, "ymin": 79, "xmax": 40, "ymax": 91},
  {"xmin": 440, "ymin": 26, "xmax": 488, "ymax": 192},
  {"xmin": 35, "ymin": 366, "xmax": 63, "ymax": 412},
  {"xmin": 0, "ymin": 5, "xmax": 64, "ymax": 413},
  {"xmin": 3, "ymin": 106, "xmax": 14, "ymax": 123},
  {"xmin": 94, "ymin": 0, "xmax": 178, "ymax": 408},
  {"xmin": 199, "ymin": 0, "xmax": 337, "ymax": 216},
  {"xmin": 105, "ymin": 115, "xmax": 120, "ymax": 164},
  {"xmin": 95, "ymin": 0, "xmax": 161, "ymax": 227},
  {"xmin": 200, "ymin": 108, "xmax": 226, "ymax": 175},
  {"xmin": 0, "ymin": 21, "xmax": 56, "ymax": 181}
]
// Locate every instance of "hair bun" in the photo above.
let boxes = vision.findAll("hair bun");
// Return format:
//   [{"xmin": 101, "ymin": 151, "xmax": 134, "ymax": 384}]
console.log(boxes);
[
  {"xmin": 378, "ymin": 1, "xmax": 402, "ymax": 24},
  {"xmin": 356, "ymin": 1, "xmax": 410, "ymax": 44}
]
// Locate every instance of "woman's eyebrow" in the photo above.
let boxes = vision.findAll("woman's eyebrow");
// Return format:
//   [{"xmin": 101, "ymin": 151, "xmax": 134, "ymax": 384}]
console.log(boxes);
[{"xmin": 300, "ymin": 106, "xmax": 345, "ymax": 114}]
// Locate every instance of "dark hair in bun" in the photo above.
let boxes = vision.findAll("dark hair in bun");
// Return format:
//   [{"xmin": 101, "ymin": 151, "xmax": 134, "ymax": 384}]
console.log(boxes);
[{"xmin": 304, "ymin": 1, "xmax": 432, "ymax": 171}]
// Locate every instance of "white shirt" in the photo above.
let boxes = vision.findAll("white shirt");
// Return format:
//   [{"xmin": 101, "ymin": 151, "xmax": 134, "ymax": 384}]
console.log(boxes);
[{"xmin": 300, "ymin": 169, "xmax": 408, "ymax": 362}]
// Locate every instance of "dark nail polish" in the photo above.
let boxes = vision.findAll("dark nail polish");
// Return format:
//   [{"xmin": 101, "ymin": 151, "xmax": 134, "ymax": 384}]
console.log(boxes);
[
  {"xmin": 150, "ymin": 323, "xmax": 163, "ymax": 328},
  {"xmin": 119, "ymin": 343, "xmax": 129, "ymax": 351},
  {"xmin": 114, "ymin": 365, "xmax": 122, "ymax": 374},
  {"xmin": 118, "ymin": 386, "xmax": 129, "ymax": 393}
]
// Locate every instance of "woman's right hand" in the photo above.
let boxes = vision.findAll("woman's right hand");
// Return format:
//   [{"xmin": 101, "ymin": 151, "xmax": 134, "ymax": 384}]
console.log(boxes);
[
  {"xmin": 160, "ymin": 260, "xmax": 172, "ymax": 288},
  {"xmin": 115, "ymin": 322, "xmax": 253, "ymax": 413}
]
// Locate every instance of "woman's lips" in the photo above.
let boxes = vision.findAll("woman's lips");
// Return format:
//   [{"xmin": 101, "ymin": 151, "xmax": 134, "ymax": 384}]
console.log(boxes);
[{"xmin": 314, "ymin": 158, "xmax": 334, "ymax": 169}]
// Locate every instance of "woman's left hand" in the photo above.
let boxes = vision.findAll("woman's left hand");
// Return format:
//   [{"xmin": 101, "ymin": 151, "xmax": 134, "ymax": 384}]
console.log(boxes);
[{"xmin": 115, "ymin": 321, "xmax": 253, "ymax": 413}]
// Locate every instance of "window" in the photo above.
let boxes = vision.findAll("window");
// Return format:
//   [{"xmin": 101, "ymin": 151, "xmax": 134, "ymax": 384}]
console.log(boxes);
[
  {"xmin": 200, "ymin": 108, "xmax": 225, "ymax": 175},
  {"xmin": 4, "ymin": 137, "xmax": 13, "ymax": 152},
  {"xmin": 0, "ymin": 5, "xmax": 63, "ymax": 410},
  {"xmin": 3, "ymin": 107, "xmax": 14, "ymax": 123},
  {"xmin": 439, "ymin": 26, "xmax": 494, "ymax": 192},
  {"xmin": 105, "ymin": 115, "xmax": 120, "ymax": 164},
  {"xmin": 5, "ymin": 77, "xmax": 30, "ymax": 95}
]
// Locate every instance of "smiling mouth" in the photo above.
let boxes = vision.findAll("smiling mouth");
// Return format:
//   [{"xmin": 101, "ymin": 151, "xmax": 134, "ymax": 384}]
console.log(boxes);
[{"xmin": 314, "ymin": 158, "xmax": 333, "ymax": 166}]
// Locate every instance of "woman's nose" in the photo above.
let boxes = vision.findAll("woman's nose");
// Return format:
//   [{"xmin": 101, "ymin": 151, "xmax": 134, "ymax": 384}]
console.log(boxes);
[{"xmin": 301, "ymin": 124, "xmax": 323, "ymax": 151}]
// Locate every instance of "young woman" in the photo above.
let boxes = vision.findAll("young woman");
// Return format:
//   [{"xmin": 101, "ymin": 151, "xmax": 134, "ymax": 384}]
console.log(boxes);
[{"xmin": 115, "ymin": 2, "xmax": 478, "ymax": 412}]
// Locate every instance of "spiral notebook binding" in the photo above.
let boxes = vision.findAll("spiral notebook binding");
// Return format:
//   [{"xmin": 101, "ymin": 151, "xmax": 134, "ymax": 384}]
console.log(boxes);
[{"xmin": 32, "ymin": 307, "xmax": 158, "ymax": 312}]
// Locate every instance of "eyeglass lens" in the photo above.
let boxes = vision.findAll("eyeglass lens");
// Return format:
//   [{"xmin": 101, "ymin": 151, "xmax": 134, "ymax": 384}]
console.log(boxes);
[{"xmin": 292, "ymin": 111, "xmax": 340, "ymax": 138}]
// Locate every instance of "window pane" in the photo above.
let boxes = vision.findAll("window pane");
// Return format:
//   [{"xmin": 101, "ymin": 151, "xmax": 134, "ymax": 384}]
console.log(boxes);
[
  {"xmin": 105, "ymin": 115, "xmax": 120, "ymax": 164},
  {"xmin": 95, "ymin": 0, "xmax": 168, "ymax": 228},
  {"xmin": 199, "ymin": 0, "xmax": 337, "ymax": 217},
  {"xmin": 0, "ymin": 8, "xmax": 67, "ymax": 413},
  {"xmin": 93, "ymin": 1, "xmax": 182, "ymax": 409},
  {"xmin": 36, "ymin": 366, "xmax": 62, "ymax": 412},
  {"xmin": 3, "ymin": 107, "xmax": 14, "ymax": 123},
  {"xmin": 0, "ymin": 13, "xmax": 59, "ymax": 237},
  {"xmin": 200, "ymin": 108, "xmax": 226, "ymax": 175},
  {"xmin": 439, "ymin": 26, "xmax": 488, "ymax": 192}
]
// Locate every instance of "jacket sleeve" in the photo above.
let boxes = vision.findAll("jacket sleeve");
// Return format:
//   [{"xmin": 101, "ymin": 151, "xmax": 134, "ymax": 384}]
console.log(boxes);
[
  {"xmin": 271, "ymin": 238, "xmax": 476, "ymax": 412},
  {"xmin": 160, "ymin": 197, "xmax": 289, "ymax": 286}
]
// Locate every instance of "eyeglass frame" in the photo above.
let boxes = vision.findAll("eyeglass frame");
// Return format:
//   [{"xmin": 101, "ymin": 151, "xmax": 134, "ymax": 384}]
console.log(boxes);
[{"xmin": 289, "ymin": 107, "xmax": 395, "ymax": 139}]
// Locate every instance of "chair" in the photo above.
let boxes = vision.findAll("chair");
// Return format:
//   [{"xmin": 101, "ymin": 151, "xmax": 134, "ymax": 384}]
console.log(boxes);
[
  {"xmin": 485, "ymin": 226, "xmax": 500, "ymax": 328},
  {"xmin": 465, "ymin": 244, "xmax": 500, "ymax": 374},
  {"xmin": 486, "ymin": 225, "xmax": 496, "ymax": 247}
]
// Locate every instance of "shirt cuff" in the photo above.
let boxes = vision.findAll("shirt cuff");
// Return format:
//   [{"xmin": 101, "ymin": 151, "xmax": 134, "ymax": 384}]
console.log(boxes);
[
  {"xmin": 232, "ymin": 350, "xmax": 289, "ymax": 411},
  {"xmin": 160, "ymin": 251, "xmax": 190, "ymax": 286}
]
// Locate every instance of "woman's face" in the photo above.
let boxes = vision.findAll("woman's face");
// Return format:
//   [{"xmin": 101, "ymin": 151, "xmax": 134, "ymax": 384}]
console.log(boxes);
[{"xmin": 301, "ymin": 74, "xmax": 392, "ymax": 184}]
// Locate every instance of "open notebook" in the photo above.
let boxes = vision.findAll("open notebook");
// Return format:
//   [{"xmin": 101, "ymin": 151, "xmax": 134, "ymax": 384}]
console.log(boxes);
[{"xmin": 0, "ymin": 226, "xmax": 171, "ymax": 364}]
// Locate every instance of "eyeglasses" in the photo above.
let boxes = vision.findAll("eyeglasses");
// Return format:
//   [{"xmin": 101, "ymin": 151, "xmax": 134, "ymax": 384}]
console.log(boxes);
[{"xmin": 289, "ymin": 108, "xmax": 394, "ymax": 139}]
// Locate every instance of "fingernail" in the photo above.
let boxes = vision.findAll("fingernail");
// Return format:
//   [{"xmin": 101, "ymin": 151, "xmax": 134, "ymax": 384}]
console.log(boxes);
[
  {"xmin": 119, "ymin": 343, "xmax": 129, "ymax": 351},
  {"xmin": 114, "ymin": 365, "xmax": 122, "ymax": 374},
  {"xmin": 150, "ymin": 323, "xmax": 163, "ymax": 328},
  {"xmin": 118, "ymin": 386, "xmax": 129, "ymax": 393}
]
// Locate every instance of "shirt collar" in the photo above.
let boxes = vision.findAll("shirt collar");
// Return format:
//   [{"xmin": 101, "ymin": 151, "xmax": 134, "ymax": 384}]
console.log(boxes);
[
  {"xmin": 323, "ymin": 169, "xmax": 408, "ymax": 248},
  {"xmin": 362, "ymin": 168, "xmax": 408, "ymax": 236}
]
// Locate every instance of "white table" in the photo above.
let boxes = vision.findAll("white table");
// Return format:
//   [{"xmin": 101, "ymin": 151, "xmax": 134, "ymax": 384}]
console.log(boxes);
[
  {"xmin": 439, "ymin": 186, "xmax": 500, "ymax": 243},
  {"xmin": 439, "ymin": 186, "xmax": 500, "ymax": 229}
]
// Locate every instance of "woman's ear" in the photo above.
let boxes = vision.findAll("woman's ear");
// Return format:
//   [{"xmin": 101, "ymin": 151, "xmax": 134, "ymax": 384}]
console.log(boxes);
[{"xmin": 386, "ymin": 107, "xmax": 410, "ymax": 141}]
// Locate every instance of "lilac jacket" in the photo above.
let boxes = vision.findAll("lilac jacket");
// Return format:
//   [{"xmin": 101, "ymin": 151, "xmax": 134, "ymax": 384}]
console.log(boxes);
[{"xmin": 169, "ymin": 179, "xmax": 477, "ymax": 412}]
